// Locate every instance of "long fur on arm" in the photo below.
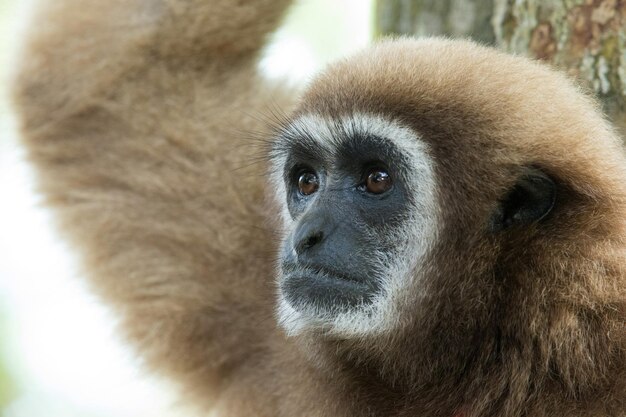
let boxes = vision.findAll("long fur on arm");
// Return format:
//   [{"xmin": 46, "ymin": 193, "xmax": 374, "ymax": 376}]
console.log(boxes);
[{"xmin": 13, "ymin": 0, "xmax": 295, "ymax": 405}]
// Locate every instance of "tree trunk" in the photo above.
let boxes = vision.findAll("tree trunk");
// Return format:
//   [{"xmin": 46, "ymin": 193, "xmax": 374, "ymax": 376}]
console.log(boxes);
[
  {"xmin": 375, "ymin": 0, "xmax": 626, "ymax": 135},
  {"xmin": 375, "ymin": 0, "xmax": 496, "ymax": 44}
]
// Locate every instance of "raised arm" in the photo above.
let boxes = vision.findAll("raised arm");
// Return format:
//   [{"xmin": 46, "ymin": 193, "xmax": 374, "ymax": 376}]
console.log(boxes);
[
  {"xmin": 16, "ymin": 0, "xmax": 292, "ymax": 127},
  {"xmin": 13, "ymin": 0, "xmax": 295, "ymax": 406}
]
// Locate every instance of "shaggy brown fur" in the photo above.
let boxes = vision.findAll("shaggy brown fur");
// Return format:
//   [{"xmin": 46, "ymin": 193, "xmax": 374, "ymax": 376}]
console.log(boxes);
[{"xmin": 12, "ymin": 1, "xmax": 625, "ymax": 416}]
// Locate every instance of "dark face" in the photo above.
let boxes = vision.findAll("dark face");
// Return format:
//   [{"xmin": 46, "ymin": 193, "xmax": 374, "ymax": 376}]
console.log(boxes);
[{"xmin": 275, "ymin": 132, "xmax": 411, "ymax": 314}]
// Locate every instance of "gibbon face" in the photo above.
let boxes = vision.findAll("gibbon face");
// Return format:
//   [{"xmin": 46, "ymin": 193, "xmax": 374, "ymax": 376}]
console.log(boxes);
[
  {"xmin": 271, "ymin": 114, "xmax": 438, "ymax": 336},
  {"xmin": 271, "ymin": 38, "xmax": 626, "ymax": 347}
]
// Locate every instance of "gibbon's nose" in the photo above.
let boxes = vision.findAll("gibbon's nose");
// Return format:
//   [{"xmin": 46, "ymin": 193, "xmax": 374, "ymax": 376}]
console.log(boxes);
[
  {"xmin": 295, "ymin": 230, "xmax": 324, "ymax": 256},
  {"xmin": 292, "ymin": 211, "xmax": 332, "ymax": 257}
]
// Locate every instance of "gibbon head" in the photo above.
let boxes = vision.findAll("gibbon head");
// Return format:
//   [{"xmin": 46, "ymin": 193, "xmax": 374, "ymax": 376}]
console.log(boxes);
[{"xmin": 269, "ymin": 39, "xmax": 626, "ymax": 367}]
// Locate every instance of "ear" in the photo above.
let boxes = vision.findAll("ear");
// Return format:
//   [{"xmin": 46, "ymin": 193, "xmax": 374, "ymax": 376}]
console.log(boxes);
[{"xmin": 490, "ymin": 167, "xmax": 556, "ymax": 232}]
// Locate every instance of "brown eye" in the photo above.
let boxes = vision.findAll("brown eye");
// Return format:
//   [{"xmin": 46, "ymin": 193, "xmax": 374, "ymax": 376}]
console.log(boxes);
[
  {"xmin": 298, "ymin": 171, "xmax": 319, "ymax": 196},
  {"xmin": 365, "ymin": 168, "xmax": 392, "ymax": 194}
]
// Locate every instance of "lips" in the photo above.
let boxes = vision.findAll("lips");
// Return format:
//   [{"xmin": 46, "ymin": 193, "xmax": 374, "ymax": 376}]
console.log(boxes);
[
  {"xmin": 279, "ymin": 263, "xmax": 378, "ymax": 312},
  {"xmin": 282, "ymin": 263, "xmax": 365, "ymax": 285}
]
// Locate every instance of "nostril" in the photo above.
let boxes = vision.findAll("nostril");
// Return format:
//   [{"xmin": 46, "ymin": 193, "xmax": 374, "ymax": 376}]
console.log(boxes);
[
  {"xmin": 297, "ymin": 231, "xmax": 324, "ymax": 254},
  {"xmin": 305, "ymin": 232, "xmax": 323, "ymax": 248}
]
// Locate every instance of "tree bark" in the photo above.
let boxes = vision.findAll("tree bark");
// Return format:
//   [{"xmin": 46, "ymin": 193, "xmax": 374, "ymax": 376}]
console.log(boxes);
[
  {"xmin": 375, "ymin": 0, "xmax": 626, "ymax": 135},
  {"xmin": 375, "ymin": 0, "xmax": 496, "ymax": 44}
]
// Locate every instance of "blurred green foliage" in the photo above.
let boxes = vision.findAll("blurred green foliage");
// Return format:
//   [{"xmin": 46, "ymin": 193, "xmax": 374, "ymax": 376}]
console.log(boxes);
[
  {"xmin": 0, "ymin": 307, "xmax": 16, "ymax": 410},
  {"xmin": 283, "ymin": 0, "xmax": 373, "ymax": 59}
]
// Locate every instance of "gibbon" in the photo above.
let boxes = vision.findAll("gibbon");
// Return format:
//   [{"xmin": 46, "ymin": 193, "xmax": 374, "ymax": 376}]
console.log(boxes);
[{"xmin": 12, "ymin": 0, "xmax": 625, "ymax": 416}]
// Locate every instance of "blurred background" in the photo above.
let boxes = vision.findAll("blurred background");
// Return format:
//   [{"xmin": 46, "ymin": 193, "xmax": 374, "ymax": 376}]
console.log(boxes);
[{"xmin": 0, "ymin": 1, "xmax": 374, "ymax": 416}]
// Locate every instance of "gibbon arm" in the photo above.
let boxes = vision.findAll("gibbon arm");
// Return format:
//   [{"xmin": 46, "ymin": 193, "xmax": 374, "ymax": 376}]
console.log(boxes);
[{"xmin": 13, "ymin": 0, "xmax": 294, "ymax": 402}]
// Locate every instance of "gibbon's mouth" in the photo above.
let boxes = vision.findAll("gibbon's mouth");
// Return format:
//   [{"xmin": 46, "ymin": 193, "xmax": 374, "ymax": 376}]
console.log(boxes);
[{"xmin": 280, "ymin": 264, "xmax": 378, "ymax": 312}]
